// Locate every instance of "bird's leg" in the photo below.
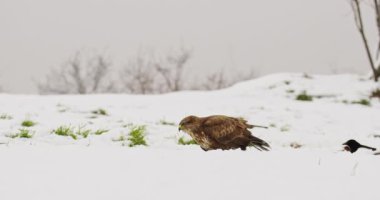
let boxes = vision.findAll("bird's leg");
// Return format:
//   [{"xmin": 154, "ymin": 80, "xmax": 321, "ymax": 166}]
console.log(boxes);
[{"xmin": 240, "ymin": 146, "xmax": 247, "ymax": 151}]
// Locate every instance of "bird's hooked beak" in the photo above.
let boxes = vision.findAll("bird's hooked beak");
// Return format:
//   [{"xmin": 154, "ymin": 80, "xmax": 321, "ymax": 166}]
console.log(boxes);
[{"xmin": 178, "ymin": 125, "xmax": 183, "ymax": 131}]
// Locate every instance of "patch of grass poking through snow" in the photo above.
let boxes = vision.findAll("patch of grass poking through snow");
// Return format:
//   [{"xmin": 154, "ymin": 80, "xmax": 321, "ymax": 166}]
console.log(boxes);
[
  {"xmin": 159, "ymin": 119, "xmax": 176, "ymax": 126},
  {"xmin": 21, "ymin": 120, "xmax": 37, "ymax": 127},
  {"xmin": 296, "ymin": 91, "xmax": 313, "ymax": 101},
  {"xmin": 341, "ymin": 99, "xmax": 371, "ymax": 106},
  {"xmin": 6, "ymin": 129, "xmax": 34, "ymax": 139},
  {"xmin": 53, "ymin": 125, "xmax": 109, "ymax": 139},
  {"xmin": 92, "ymin": 108, "xmax": 108, "ymax": 116},
  {"xmin": 19, "ymin": 129, "xmax": 34, "ymax": 138},
  {"xmin": 53, "ymin": 126, "xmax": 77, "ymax": 140},
  {"xmin": 94, "ymin": 129, "xmax": 109, "ymax": 135},
  {"xmin": 178, "ymin": 137, "xmax": 198, "ymax": 145},
  {"xmin": 0, "ymin": 114, "xmax": 13, "ymax": 120},
  {"xmin": 75, "ymin": 126, "xmax": 91, "ymax": 138},
  {"xmin": 351, "ymin": 99, "xmax": 371, "ymax": 106},
  {"xmin": 128, "ymin": 125, "xmax": 147, "ymax": 147},
  {"xmin": 5, "ymin": 133, "xmax": 19, "ymax": 139}
]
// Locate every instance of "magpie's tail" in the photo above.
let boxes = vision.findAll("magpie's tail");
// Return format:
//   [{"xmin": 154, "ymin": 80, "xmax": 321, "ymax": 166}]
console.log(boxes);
[{"xmin": 360, "ymin": 145, "xmax": 377, "ymax": 151}]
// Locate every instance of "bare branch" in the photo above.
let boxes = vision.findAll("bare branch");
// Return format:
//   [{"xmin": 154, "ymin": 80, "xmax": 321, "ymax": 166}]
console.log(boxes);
[
  {"xmin": 155, "ymin": 48, "xmax": 191, "ymax": 92},
  {"xmin": 120, "ymin": 52, "xmax": 158, "ymax": 94},
  {"xmin": 201, "ymin": 70, "xmax": 229, "ymax": 90},
  {"xmin": 198, "ymin": 69, "xmax": 257, "ymax": 91},
  {"xmin": 351, "ymin": 0, "xmax": 379, "ymax": 81},
  {"xmin": 38, "ymin": 51, "xmax": 114, "ymax": 94}
]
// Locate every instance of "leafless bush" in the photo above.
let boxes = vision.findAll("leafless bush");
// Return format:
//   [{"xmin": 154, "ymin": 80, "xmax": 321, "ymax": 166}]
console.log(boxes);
[
  {"xmin": 155, "ymin": 48, "xmax": 191, "ymax": 92},
  {"xmin": 199, "ymin": 69, "xmax": 257, "ymax": 90},
  {"xmin": 201, "ymin": 70, "xmax": 230, "ymax": 90},
  {"xmin": 120, "ymin": 48, "xmax": 191, "ymax": 94},
  {"xmin": 119, "ymin": 52, "xmax": 159, "ymax": 94},
  {"xmin": 38, "ymin": 52, "xmax": 115, "ymax": 94},
  {"xmin": 39, "ymin": 47, "xmax": 257, "ymax": 95}
]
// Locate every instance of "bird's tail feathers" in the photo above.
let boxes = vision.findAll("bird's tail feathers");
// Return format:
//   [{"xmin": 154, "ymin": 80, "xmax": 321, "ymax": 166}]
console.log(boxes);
[
  {"xmin": 248, "ymin": 135, "xmax": 270, "ymax": 151},
  {"xmin": 360, "ymin": 145, "xmax": 377, "ymax": 151},
  {"xmin": 247, "ymin": 124, "xmax": 268, "ymax": 129}
]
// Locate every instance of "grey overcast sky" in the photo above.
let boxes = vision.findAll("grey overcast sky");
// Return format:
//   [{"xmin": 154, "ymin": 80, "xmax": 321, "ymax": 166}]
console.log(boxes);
[{"xmin": 0, "ymin": 0, "xmax": 378, "ymax": 93}]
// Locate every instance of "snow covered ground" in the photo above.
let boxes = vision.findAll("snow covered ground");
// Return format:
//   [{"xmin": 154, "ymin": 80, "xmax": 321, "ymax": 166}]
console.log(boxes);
[{"xmin": 0, "ymin": 73, "xmax": 380, "ymax": 200}]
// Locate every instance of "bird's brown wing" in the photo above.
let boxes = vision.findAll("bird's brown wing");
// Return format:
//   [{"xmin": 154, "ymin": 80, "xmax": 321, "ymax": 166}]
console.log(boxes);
[
  {"xmin": 202, "ymin": 116, "xmax": 251, "ymax": 148},
  {"xmin": 202, "ymin": 116, "xmax": 270, "ymax": 150}
]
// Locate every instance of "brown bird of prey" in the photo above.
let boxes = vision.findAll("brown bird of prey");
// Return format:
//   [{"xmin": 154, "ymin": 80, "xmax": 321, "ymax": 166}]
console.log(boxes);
[{"xmin": 178, "ymin": 115, "xmax": 270, "ymax": 151}]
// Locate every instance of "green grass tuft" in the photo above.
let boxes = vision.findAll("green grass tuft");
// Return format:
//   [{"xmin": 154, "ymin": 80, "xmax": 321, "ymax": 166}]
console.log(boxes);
[
  {"xmin": 178, "ymin": 136, "xmax": 197, "ymax": 145},
  {"xmin": 53, "ymin": 126, "xmax": 77, "ymax": 140},
  {"xmin": 21, "ymin": 120, "xmax": 37, "ymax": 127},
  {"xmin": 53, "ymin": 126, "xmax": 72, "ymax": 136},
  {"xmin": 92, "ymin": 108, "xmax": 108, "ymax": 116},
  {"xmin": 53, "ymin": 125, "xmax": 109, "ymax": 140},
  {"xmin": 19, "ymin": 129, "xmax": 33, "ymax": 138},
  {"xmin": 296, "ymin": 91, "xmax": 313, "ymax": 101},
  {"xmin": 7, "ymin": 129, "xmax": 34, "ymax": 139},
  {"xmin": 5, "ymin": 133, "xmax": 19, "ymax": 139},
  {"xmin": 128, "ymin": 125, "xmax": 147, "ymax": 147},
  {"xmin": 76, "ymin": 126, "xmax": 91, "ymax": 138},
  {"xmin": 351, "ymin": 99, "xmax": 371, "ymax": 106},
  {"xmin": 94, "ymin": 129, "xmax": 109, "ymax": 135}
]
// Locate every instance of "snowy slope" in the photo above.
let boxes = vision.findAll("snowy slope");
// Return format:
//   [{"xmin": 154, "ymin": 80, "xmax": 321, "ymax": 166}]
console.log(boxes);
[{"xmin": 0, "ymin": 73, "xmax": 380, "ymax": 200}]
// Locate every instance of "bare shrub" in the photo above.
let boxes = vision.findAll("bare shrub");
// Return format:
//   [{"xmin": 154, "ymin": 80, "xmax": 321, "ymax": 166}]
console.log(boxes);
[
  {"xmin": 119, "ymin": 51, "xmax": 159, "ymax": 94},
  {"xmin": 199, "ymin": 69, "xmax": 257, "ymax": 90},
  {"xmin": 155, "ymin": 48, "xmax": 191, "ymax": 92},
  {"xmin": 120, "ymin": 47, "xmax": 191, "ymax": 94},
  {"xmin": 38, "ymin": 51, "xmax": 115, "ymax": 94}
]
